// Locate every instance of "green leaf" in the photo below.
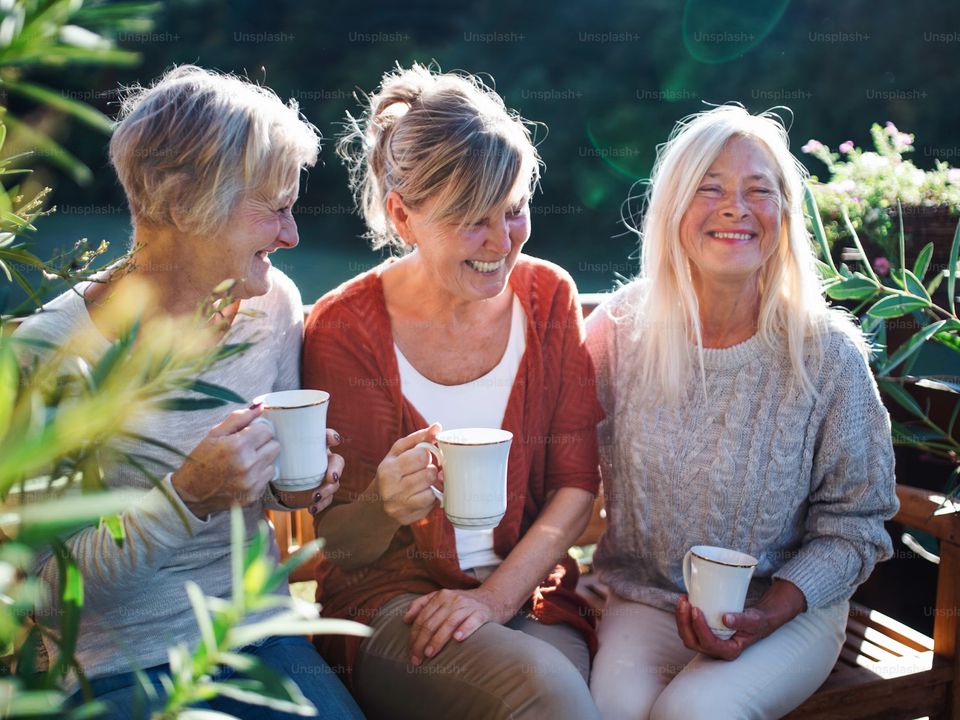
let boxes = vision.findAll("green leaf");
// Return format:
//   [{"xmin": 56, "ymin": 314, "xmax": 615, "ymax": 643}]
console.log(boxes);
[
  {"xmin": 119, "ymin": 432, "xmax": 189, "ymax": 460},
  {"xmin": 914, "ymin": 242, "xmax": 934, "ymax": 281},
  {"xmin": 155, "ymin": 397, "xmax": 227, "ymax": 412},
  {"xmin": 264, "ymin": 538, "xmax": 323, "ymax": 593},
  {"xmin": 867, "ymin": 294, "xmax": 931, "ymax": 319},
  {"xmin": 214, "ymin": 652, "xmax": 314, "ymax": 711},
  {"xmin": 3, "ymin": 79, "xmax": 114, "ymax": 133},
  {"xmin": 901, "ymin": 269, "xmax": 932, "ymax": 303},
  {"xmin": 184, "ymin": 379, "xmax": 246, "ymax": 405},
  {"xmin": 825, "ymin": 275, "xmax": 878, "ymax": 301},
  {"xmin": 804, "ymin": 185, "xmax": 838, "ymax": 273},
  {"xmin": 90, "ymin": 328, "xmax": 137, "ymax": 390},
  {"xmin": 842, "ymin": 206, "xmax": 880, "ymax": 284},
  {"xmin": 99, "ymin": 515, "xmax": 125, "ymax": 546},
  {"xmin": 878, "ymin": 379, "xmax": 926, "ymax": 420},
  {"xmin": 0, "ymin": 342, "xmax": 18, "ymax": 440},
  {"xmin": 1, "ymin": 114, "xmax": 93, "ymax": 185},
  {"xmin": 205, "ymin": 679, "xmax": 308, "ymax": 715},
  {"xmin": 949, "ymin": 214, "xmax": 960, "ymax": 317},
  {"xmin": 214, "ymin": 342, "xmax": 253, "ymax": 363},
  {"xmin": 897, "ymin": 200, "xmax": 907, "ymax": 290},
  {"xmin": 915, "ymin": 378, "xmax": 960, "ymax": 394},
  {"xmin": 876, "ymin": 320, "xmax": 946, "ymax": 376}
]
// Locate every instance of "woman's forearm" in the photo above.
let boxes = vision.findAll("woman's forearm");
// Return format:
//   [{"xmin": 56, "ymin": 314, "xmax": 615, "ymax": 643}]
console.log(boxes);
[
  {"xmin": 314, "ymin": 483, "xmax": 402, "ymax": 570},
  {"xmin": 478, "ymin": 486, "xmax": 595, "ymax": 615}
]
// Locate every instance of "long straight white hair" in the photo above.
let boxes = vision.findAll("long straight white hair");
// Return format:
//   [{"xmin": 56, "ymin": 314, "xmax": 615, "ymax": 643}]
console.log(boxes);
[{"xmin": 625, "ymin": 105, "xmax": 856, "ymax": 403}]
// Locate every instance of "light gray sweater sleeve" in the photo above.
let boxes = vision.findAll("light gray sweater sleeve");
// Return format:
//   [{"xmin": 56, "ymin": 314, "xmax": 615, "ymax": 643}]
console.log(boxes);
[
  {"xmin": 773, "ymin": 334, "xmax": 899, "ymax": 608},
  {"xmin": 36, "ymin": 473, "xmax": 209, "ymax": 608}
]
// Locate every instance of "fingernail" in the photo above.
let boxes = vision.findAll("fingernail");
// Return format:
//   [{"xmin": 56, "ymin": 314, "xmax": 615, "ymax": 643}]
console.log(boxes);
[
  {"xmin": 411, "ymin": 657, "xmax": 420, "ymax": 667},
  {"xmin": 334, "ymin": 431, "xmax": 342, "ymax": 443},
  {"xmin": 313, "ymin": 492, "xmax": 322, "ymax": 502},
  {"xmin": 425, "ymin": 646, "xmax": 433, "ymax": 657},
  {"xmin": 249, "ymin": 401, "xmax": 263, "ymax": 409},
  {"xmin": 333, "ymin": 472, "xmax": 340, "ymax": 483},
  {"xmin": 723, "ymin": 614, "xmax": 735, "ymax": 624},
  {"xmin": 454, "ymin": 631, "xmax": 463, "ymax": 641}
]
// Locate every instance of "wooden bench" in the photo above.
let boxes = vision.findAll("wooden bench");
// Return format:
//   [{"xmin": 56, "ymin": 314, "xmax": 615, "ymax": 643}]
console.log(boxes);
[{"xmin": 270, "ymin": 484, "xmax": 959, "ymax": 719}]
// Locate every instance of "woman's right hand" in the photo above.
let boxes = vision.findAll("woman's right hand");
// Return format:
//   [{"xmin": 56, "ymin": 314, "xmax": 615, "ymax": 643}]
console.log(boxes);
[
  {"xmin": 370, "ymin": 423, "xmax": 442, "ymax": 526},
  {"xmin": 171, "ymin": 404, "xmax": 280, "ymax": 518}
]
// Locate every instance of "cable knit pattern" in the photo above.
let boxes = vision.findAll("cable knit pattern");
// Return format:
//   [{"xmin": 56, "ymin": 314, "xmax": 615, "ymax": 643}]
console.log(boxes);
[{"xmin": 585, "ymin": 282, "xmax": 899, "ymax": 612}]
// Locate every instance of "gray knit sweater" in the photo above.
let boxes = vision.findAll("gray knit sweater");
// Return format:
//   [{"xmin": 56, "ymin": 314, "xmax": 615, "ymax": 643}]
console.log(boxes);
[
  {"xmin": 585, "ymin": 283, "xmax": 899, "ymax": 611},
  {"xmin": 15, "ymin": 267, "xmax": 303, "ymax": 684}
]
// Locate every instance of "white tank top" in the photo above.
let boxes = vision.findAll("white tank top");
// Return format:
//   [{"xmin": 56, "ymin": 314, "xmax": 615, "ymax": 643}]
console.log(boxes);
[{"xmin": 395, "ymin": 295, "xmax": 526, "ymax": 570}]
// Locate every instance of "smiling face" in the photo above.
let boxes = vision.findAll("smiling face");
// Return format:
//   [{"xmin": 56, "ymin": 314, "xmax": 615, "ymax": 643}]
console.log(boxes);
[
  {"xmin": 679, "ymin": 135, "xmax": 784, "ymax": 288},
  {"xmin": 207, "ymin": 173, "xmax": 301, "ymax": 299},
  {"xmin": 396, "ymin": 180, "xmax": 532, "ymax": 304}
]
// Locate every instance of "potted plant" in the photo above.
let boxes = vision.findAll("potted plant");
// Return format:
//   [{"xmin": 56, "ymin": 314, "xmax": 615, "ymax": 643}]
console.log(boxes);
[{"xmin": 803, "ymin": 123, "xmax": 960, "ymax": 278}]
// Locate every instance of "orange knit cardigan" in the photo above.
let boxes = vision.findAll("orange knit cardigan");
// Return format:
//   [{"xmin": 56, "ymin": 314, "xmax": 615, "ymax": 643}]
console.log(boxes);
[{"xmin": 303, "ymin": 255, "xmax": 604, "ymax": 683}]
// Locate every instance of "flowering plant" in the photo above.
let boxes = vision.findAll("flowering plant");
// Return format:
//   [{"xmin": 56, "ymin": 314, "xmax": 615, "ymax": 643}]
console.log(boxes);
[{"xmin": 802, "ymin": 123, "xmax": 960, "ymax": 265}]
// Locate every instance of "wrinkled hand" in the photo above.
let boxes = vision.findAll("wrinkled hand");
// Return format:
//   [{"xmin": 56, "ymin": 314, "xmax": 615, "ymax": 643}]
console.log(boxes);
[
  {"xmin": 172, "ymin": 405, "xmax": 279, "ymax": 518},
  {"xmin": 372, "ymin": 424, "xmax": 442, "ymax": 526},
  {"xmin": 676, "ymin": 595, "xmax": 775, "ymax": 661},
  {"xmin": 403, "ymin": 587, "xmax": 515, "ymax": 666},
  {"xmin": 279, "ymin": 428, "xmax": 345, "ymax": 511}
]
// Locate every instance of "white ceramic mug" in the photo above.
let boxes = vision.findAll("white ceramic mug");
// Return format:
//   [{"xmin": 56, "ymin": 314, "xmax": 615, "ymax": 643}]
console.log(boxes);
[
  {"xmin": 251, "ymin": 389, "xmax": 330, "ymax": 492},
  {"xmin": 682, "ymin": 545, "xmax": 758, "ymax": 640},
  {"xmin": 415, "ymin": 428, "xmax": 513, "ymax": 530}
]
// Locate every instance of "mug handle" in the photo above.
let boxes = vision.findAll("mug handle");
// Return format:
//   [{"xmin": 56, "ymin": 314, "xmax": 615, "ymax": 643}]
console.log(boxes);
[
  {"xmin": 414, "ymin": 441, "xmax": 444, "ymax": 508},
  {"xmin": 251, "ymin": 416, "xmax": 280, "ymax": 481},
  {"xmin": 682, "ymin": 550, "xmax": 693, "ymax": 595}
]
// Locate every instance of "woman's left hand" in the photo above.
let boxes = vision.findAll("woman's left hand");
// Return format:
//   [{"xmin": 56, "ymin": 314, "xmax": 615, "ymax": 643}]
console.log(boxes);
[
  {"xmin": 403, "ymin": 588, "xmax": 515, "ymax": 666},
  {"xmin": 675, "ymin": 579, "xmax": 807, "ymax": 661},
  {"xmin": 274, "ymin": 428, "xmax": 344, "ymax": 510}
]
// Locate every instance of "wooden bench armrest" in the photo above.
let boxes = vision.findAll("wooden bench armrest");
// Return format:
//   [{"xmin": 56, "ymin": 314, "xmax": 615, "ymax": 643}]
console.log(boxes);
[{"xmin": 893, "ymin": 484, "xmax": 960, "ymax": 544}]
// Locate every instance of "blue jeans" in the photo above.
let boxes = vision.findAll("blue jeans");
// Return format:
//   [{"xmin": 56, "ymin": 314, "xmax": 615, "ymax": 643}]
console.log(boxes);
[{"xmin": 73, "ymin": 635, "xmax": 364, "ymax": 719}]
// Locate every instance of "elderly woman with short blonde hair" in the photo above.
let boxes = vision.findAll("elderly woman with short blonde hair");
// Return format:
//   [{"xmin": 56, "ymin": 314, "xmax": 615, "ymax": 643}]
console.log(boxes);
[
  {"xmin": 586, "ymin": 105, "xmax": 899, "ymax": 719},
  {"xmin": 16, "ymin": 65, "xmax": 363, "ymax": 719}
]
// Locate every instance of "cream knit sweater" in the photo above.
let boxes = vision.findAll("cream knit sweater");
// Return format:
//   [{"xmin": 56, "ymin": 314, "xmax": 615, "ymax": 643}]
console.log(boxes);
[{"xmin": 585, "ymin": 283, "xmax": 899, "ymax": 611}]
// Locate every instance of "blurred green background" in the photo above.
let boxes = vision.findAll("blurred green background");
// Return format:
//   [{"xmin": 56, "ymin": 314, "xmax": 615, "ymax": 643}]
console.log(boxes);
[{"xmin": 8, "ymin": 0, "xmax": 960, "ymax": 303}]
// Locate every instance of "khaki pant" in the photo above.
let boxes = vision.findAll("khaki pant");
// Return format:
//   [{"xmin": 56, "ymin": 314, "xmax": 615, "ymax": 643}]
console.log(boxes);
[
  {"xmin": 353, "ymin": 569, "xmax": 600, "ymax": 720},
  {"xmin": 589, "ymin": 593, "xmax": 848, "ymax": 720}
]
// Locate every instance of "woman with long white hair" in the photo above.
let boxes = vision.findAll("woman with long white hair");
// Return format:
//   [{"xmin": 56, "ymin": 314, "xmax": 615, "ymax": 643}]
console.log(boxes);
[{"xmin": 586, "ymin": 105, "xmax": 899, "ymax": 719}]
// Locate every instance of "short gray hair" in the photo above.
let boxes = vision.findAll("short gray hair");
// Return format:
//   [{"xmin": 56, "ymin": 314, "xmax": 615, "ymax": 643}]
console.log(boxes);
[{"xmin": 110, "ymin": 65, "xmax": 320, "ymax": 235}]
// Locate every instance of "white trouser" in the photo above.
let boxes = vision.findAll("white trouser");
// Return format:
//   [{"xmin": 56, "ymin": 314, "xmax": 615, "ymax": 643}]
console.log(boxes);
[{"xmin": 589, "ymin": 593, "xmax": 847, "ymax": 720}]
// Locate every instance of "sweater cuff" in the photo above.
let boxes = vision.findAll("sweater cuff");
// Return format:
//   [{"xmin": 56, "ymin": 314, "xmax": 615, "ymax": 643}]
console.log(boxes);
[
  {"xmin": 135, "ymin": 473, "xmax": 210, "ymax": 543},
  {"xmin": 772, "ymin": 541, "xmax": 854, "ymax": 609}
]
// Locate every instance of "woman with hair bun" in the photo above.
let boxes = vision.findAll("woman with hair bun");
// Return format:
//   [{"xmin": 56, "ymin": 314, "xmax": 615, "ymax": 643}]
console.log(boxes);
[
  {"xmin": 303, "ymin": 63, "xmax": 603, "ymax": 719},
  {"xmin": 586, "ymin": 105, "xmax": 899, "ymax": 719}
]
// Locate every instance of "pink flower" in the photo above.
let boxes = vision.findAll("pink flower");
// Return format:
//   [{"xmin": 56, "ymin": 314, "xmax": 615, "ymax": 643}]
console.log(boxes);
[
  {"xmin": 873, "ymin": 256, "xmax": 891, "ymax": 276},
  {"xmin": 802, "ymin": 139, "xmax": 823, "ymax": 154},
  {"xmin": 885, "ymin": 121, "xmax": 899, "ymax": 136},
  {"xmin": 839, "ymin": 141, "xmax": 855, "ymax": 154},
  {"xmin": 897, "ymin": 132, "xmax": 913, "ymax": 147}
]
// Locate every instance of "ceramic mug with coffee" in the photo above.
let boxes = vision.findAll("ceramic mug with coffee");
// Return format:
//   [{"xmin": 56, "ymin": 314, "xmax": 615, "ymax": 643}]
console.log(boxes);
[
  {"xmin": 251, "ymin": 389, "xmax": 330, "ymax": 492},
  {"xmin": 416, "ymin": 428, "xmax": 513, "ymax": 530},
  {"xmin": 682, "ymin": 545, "xmax": 758, "ymax": 639}
]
